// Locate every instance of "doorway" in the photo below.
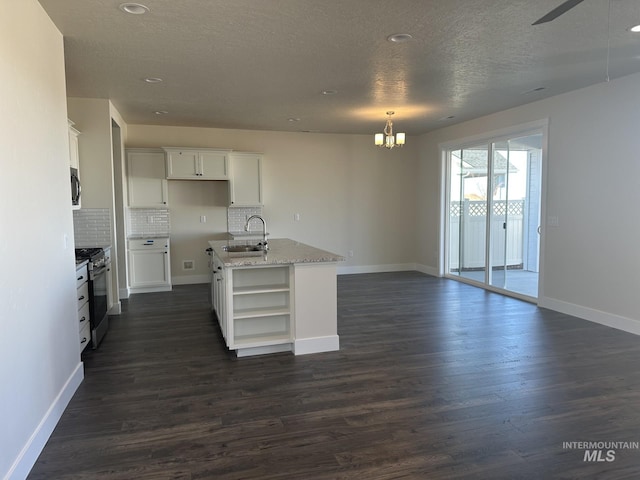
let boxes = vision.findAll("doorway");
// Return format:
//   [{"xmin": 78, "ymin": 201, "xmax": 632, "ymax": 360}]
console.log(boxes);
[{"xmin": 445, "ymin": 128, "xmax": 543, "ymax": 299}]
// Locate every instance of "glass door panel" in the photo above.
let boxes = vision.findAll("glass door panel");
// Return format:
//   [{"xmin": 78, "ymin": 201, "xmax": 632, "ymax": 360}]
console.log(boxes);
[
  {"xmin": 448, "ymin": 145, "xmax": 488, "ymax": 284},
  {"xmin": 489, "ymin": 140, "xmax": 509, "ymax": 289},
  {"xmin": 446, "ymin": 131, "xmax": 542, "ymax": 299}
]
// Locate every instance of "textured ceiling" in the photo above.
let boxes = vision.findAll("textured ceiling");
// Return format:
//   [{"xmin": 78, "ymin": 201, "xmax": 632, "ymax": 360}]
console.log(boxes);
[{"xmin": 38, "ymin": 0, "xmax": 640, "ymax": 135}]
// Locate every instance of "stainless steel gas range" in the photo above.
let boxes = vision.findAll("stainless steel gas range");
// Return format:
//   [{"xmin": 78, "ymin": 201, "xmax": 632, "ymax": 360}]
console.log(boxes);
[{"xmin": 75, "ymin": 248, "xmax": 111, "ymax": 348}]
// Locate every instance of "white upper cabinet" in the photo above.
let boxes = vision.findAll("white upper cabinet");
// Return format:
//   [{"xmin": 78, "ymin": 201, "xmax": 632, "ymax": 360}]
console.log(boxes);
[
  {"xmin": 164, "ymin": 148, "xmax": 229, "ymax": 180},
  {"xmin": 68, "ymin": 120, "xmax": 80, "ymax": 170},
  {"xmin": 127, "ymin": 149, "xmax": 168, "ymax": 208},
  {"xmin": 229, "ymin": 152, "xmax": 263, "ymax": 206}
]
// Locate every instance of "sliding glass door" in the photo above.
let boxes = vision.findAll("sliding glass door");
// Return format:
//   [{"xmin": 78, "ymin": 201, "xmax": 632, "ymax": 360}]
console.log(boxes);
[{"xmin": 446, "ymin": 130, "xmax": 543, "ymax": 299}]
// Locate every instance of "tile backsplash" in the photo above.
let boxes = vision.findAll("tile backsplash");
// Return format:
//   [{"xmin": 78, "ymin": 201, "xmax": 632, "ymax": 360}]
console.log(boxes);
[
  {"xmin": 73, "ymin": 208, "xmax": 111, "ymax": 246},
  {"xmin": 227, "ymin": 206, "xmax": 264, "ymax": 232},
  {"xmin": 128, "ymin": 208, "xmax": 171, "ymax": 236}
]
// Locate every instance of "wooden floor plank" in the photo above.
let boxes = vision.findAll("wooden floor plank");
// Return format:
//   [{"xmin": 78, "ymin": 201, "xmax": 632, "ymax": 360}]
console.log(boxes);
[{"xmin": 27, "ymin": 272, "xmax": 640, "ymax": 479}]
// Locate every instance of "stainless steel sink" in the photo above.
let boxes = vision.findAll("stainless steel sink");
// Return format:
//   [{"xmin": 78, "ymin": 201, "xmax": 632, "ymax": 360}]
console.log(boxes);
[{"xmin": 222, "ymin": 244, "xmax": 265, "ymax": 253}]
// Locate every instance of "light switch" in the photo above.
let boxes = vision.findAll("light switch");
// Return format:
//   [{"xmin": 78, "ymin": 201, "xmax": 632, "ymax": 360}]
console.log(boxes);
[{"xmin": 200, "ymin": 215, "xmax": 206, "ymax": 223}]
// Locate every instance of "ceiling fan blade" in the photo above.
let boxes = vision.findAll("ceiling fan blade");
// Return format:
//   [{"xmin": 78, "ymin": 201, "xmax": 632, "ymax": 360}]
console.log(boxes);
[{"xmin": 532, "ymin": 0, "xmax": 586, "ymax": 25}]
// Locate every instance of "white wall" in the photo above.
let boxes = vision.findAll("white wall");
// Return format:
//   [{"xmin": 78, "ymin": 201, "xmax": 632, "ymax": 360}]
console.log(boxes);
[
  {"xmin": 0, "ymin": 2, "xmax": 83, "ymax": 478},
  {"xmin": 126, "ymin": 126, "xmax": 420, "ymax": 276},
  {"xmin": 418, "ymin": 72, "xmax": 640, "ymax": 333},
  {"xmin": 67, "ymin": 98, "xmax": 128, "ymax": 308}
]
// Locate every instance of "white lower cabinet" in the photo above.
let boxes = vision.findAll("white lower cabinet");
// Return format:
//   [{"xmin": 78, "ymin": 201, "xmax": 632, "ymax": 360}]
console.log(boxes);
[
  {"xmin": 213, "ymin": 261, "xmax": 293, "ymax": 356},
  {"xmin": 211, "ymin": 255, "xmax": 227, "ymax": 340},
  {"xmin": 128, "ymin": 237, "xmax": 172, "ymax": 293},
  {"xmin": 76, "ymin": 263, "xmax": 91, "ymax": 351}
]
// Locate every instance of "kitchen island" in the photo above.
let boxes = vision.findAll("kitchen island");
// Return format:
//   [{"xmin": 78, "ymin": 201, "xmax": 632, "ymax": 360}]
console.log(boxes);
[{"xmin": 208, "ymin": 238, "xmax": 344, "ymax": 357}]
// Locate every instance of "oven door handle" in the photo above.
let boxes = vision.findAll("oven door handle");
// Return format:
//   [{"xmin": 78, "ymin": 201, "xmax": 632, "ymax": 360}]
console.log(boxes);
[{"xmin": 91, "ymin": 265, "xmax": 108, "ymax": 278}]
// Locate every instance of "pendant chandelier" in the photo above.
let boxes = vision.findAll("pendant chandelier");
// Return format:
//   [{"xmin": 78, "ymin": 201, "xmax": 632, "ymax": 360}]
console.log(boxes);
[{"xmin": 374, "ymin": 111, "xmax": 405, "ymax": 149}]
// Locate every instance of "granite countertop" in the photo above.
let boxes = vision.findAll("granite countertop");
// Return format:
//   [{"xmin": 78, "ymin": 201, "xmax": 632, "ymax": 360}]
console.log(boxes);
[
  {"xmin": 75, "ymin": 258, "xmax": 89, "ymax": 268},
  {"xmin": 128, "ymin": 234, "xmax": 170, "ymax": 240},
  {"xmin": 208, "ymin": 238, "xmax": 345, "ymax": 267}
]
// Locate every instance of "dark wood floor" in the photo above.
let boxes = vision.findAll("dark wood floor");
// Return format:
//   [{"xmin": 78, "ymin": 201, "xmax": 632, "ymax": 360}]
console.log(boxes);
[{"xmin": 28, "ymin": 272, "xmax": 640, "ymax": 479}]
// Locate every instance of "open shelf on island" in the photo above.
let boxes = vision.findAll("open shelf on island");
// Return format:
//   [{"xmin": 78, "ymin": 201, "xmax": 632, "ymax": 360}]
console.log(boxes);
[
  {"xmin": 233, "ymin": 284, "xmax": 289, "ymax": 295},
  {"xmin": 233, "ymin": 332, "xmax": 292, "ymax": 347},
  {"xmin": 233, "ymin": 306, "xmax": 290, "ymax": 320}
]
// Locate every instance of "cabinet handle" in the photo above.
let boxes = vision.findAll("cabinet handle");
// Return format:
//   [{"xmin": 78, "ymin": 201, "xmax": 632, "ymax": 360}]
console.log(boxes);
[
  {"xmin": 77, "ymin": 275, "xmax": 84, "ymax": 281},
  {"xmin": 78, "ymin": 295, "xmax": 85, "ymax": 301},
  {"xmin": 80, "ymin": 316, "xmax": 86, "ymax": 322},
  {"xmin": 81, "ymin": 337, "xmax": 87, "ymax": 344}
]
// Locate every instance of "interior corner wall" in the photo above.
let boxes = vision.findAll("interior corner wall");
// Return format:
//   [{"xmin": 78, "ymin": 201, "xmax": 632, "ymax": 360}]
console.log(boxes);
[
  {"xmin": 125, "ymin": 126, "xmax": 421, "ymax": 275},
  {"xmin": 67, "ymin": 98, "xmax": 114, "ymax": 209},
  {"xmin": 418, "ymin": 72, "xmax": 640, "ymax": 333},
  {"xmin": 0, "ymin": 2, "xmax": 83, "ymax": 479}
]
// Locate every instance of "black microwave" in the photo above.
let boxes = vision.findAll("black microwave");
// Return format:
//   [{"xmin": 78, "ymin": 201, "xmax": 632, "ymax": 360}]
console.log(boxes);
[{"xmin": 70, "ymin": 167, "xmax": 81, "ymax": 207}]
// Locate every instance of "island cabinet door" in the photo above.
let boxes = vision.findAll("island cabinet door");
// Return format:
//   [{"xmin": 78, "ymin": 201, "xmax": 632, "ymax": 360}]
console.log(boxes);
[{"xmin": 212, "ymin": 257, "xmax": 228, "ymax": 340}]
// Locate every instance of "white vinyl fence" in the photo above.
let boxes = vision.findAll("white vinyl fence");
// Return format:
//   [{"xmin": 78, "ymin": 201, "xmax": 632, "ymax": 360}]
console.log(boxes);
[{"xmin": 449, "ymin": 200, "xmax": 524, "ymax": 270}]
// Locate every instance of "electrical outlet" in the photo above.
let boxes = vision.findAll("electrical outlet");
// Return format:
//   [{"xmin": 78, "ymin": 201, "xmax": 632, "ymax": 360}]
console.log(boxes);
[
  {"xmin": 200, "ymin": 215, "xmax": 206, "ymax": 223},
  {"xmin": 294, "ymin": 213, "xmax": 301, "ymax": 221},
  {"xmin": 348, "ymin": 250, "xmax": 354, "ymax": 257},
  {"xmin": 148, "ymin": 215, "xmax": 154, "ymax": 224}
]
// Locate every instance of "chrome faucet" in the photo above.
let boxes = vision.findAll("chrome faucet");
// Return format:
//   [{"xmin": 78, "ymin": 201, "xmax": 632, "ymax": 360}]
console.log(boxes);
[{"xmin": 245, "ymin": 215, "xmax": 268, "ymax": 251}]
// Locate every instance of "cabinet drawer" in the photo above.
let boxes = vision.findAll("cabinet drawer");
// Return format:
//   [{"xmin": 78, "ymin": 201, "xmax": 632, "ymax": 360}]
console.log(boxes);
[
  {"xmin": 128, "ymin": 238, "xmax": 169, "ymax": 250},
  {"xmin": 79, "ymin": 322, "xmax": 91, "ymax": 351},
  {"xmin": 76, "ymin": 264, "xmax": 88, "ymax": 289},
  {"xmin": 78, "ymin": 301, "xmax": 90, "ymax": 331},
  {"xmin": 77, "ymin": 282, "xmax": 89, "ymax": 310}
]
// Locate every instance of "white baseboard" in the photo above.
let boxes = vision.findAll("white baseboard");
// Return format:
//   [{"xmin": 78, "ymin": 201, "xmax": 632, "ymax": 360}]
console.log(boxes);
[
  {"xmin": 415, "ymin": 263, "xmax": 440, "ymax": 277},
  {"xmin": 171, "ymin": 274, "xmax": 210, "ymax": 285},
  {"xmin": 119, "ymin": 287, "xmax": 129, "ymax": 299},
  {"xmin": 108, "ymin": 301, "xmax": 121, "ymax": 315},
  {"xmin": 6, "ymin": 362, "xmax": 84, "ymax": 480},
  {"xmin": 129, "ymin": 285, "xmax": 172, "ymax": 294},
  {"xmin": 539, "ymin": 296, "xmax": 640, "ymax": 336},
  {"xmin": 236, "ymin": 343, "xmax": 292, "ymax": 357},
  {"xmin": 293, "ymin": 335, "xmax": 340, "ymax": 355}
]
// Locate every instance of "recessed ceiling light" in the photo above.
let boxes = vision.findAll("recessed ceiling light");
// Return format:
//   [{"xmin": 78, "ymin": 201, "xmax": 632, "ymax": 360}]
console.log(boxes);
[
  {"xmin": 287, "ymin": 117, "xmax": 301, "ymax": 122},
  {"xmin": 144, "ymin": 77, "xmax": 163, "ymax": 83},
  {"xmin": 119, "ymin": 3, "xmax": 149, "ymax": 15},
  {"xmin": 154, "ymin": 110, "xmax": 168, "ymax": 115},
  {"xmin": 321, "ymin": 89, "xmax": 338, "ymax": 95},
  {"xmin": 629, "ymin": 24, "xmax": 640, "ymax": 33},
  {"xmin": 387, "ymin": 33, "xmax": 413, "ymax": 43}
]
